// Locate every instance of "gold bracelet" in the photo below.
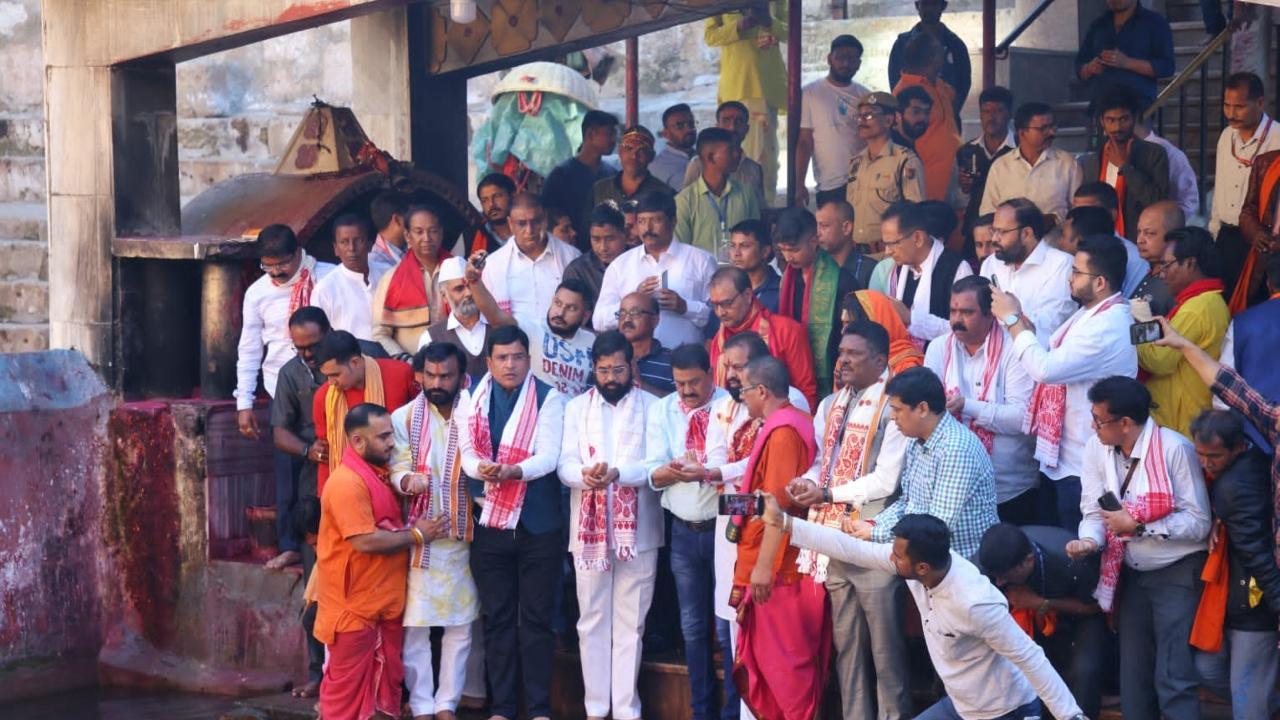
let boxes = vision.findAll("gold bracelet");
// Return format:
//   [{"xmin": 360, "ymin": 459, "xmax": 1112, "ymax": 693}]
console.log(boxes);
[{"xmin": 411, "ymin": 527, "xmax": 425, "ymax": 546}]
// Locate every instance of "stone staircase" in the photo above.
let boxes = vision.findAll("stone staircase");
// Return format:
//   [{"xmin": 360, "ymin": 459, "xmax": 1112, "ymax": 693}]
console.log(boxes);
[{"xmin": 0, "ymin": 110, "xmax": 48, "ymax": 354}]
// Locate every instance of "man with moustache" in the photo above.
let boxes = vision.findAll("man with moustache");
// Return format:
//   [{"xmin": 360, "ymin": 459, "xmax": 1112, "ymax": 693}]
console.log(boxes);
[
  {"xmin": 617, "ymin": 292, "xmax": 675, "ymax": 396},
  {"xmin": 392, "ymin": 343, "xmax": 479, "ymax": 720},
  {"xmin": 646, "ymin": 344, "xmax": 735, "ymax": 720},
  {"xmin": 469, "ymin": 173, "xmax": 516, "ymax": 255},
  {"xmin": 1130, "ymin": 201, "xmax": 1183, "ymax": 317},
  {"xmin": 892, "ymin": 37, "xmax": 960, "ymax": 203},
  {"xmin": 981, "ymin": 102, "xmax": 1082, "ymax": 227},
  {"xmin": 815, "ymin": 199, "xmax": 876, "ymax": 288},
  {"xmin": 593, "ymin": 126, "xmax": 675, "ymax": 212},
  {"xmin": 881, "ymin": 202, "xmax": 972, "ymax": 344},
  {"xmin": 559, "ymin": 331, "xmax": 662, "ymax": 720},
  {"xmin": 1080, "ymin": 85, "xmax": 1169, "ymax": 242},
  {"xmin": 480, "ymin": 193, "xmax": 581, "ymax": 329},
  {"xmin": 424, "ymin": 257, "xmax": 490, "ymax": 383},
  {"xmin": 313, "ymin": 213, "xmax": 376, "ymax": 340},
  {"xmin": 564, "ymin": 203, "xmax": 630, "ymax": 316},
  {"xmin": 652, "ymin": 104, "xmax": 698, "ymax": 190},
  {"xmin": 979, "ymin": 199, "xmax": 1077, "ymax": 344},
  {"xmin": 372, "ymin": 205, "xmax": 454, "ymax": 360},
  {"xmin": 785, "ymin": 320, "xmax": 912, "ymax": 720},
  {"xmin": 845, "ymin": 92, "xmax": 926, "ymax": 253},
  {"xmin": 316, "ymin": 403, "xmax": 440, "ymax": 720},
  {"xmin": 795, "ymin": 34, "xmax": 871, "ymax": 208}
]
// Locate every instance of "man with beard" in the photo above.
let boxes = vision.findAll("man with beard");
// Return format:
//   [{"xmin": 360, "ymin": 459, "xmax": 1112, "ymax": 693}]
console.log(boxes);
[
  {"xmin": 979, "ymin": 199, "xmax": 1077, "ymax": 345},
  {"xmin": 559, "ymin": 331, "xmax": 662, "ymax": 720},
  {"xmin": 596, "ymin": 191, "xmax": 718, "ymax": 348},
  {"xmin": 479, "ymin": 193, "xmax": 582, "ymax": 330},
  {"xmin": 313, "ymin": 213, "xmax": 376, "ymax": 341},
  {"xmin": 316, "ymin": 403, "xmax": 439, "ymax": 720},
  {"xmin": 701, "ymin": 333, "xmax": 810, "ymax": 718},
  {"xmin": 845, "ymin": 93, "xmax": 926, "ymax": 253},
  {"xmin": 1080, "ymin": 85, "xmax": 1169, "ymax": 242},
  {"xmin": 892, "ymin": 37, "xmax": 960, "ymax": 203},
  {"xmin": 785, "ymin": 321, "xmax": 912, "ymax": 720},
  {"xmin": 981, "ymin": 102, "xmax": 1082, "ymax": 227},
  {"xmin": 372, "ymin": 205, "xmax": 454, "ymax": 360},
  {"xmin": 991, "ymin": 235, "xmax": 1137, "ymax": 530},
  {"xmin": 392, "ymin": 343, "xmax": 479, "ymax": 720},
  {"xmin": 893, "ymin": 85, "xmax": 931, "ymax": 153},
  {"xmin": 646, "ymin": 344, "xmax": 735, "ymax": 720},
  {"xmin": 424, "ymin": 257, "xmax": 490, "ymax": 383},
  {"xmin": 706, "ymin": 267, "xmax": 816, "ymax": 407},
  {"xmin": 652, "ymin": 104, "xmax": 698, "ymax": 190},
  {"xmin": 617, "ymin": 292, "xmax": 675, "ymax": 396},
  {"xmin": 1130, "ymin": 200, "xmax": 1183, "ymax": 318},
  {"xmin": 270, "ymin": 307, "xmax": 386, "ymax": 696},
  {"xmin": 794, "ymin": 35, "xmax": 871, "ymax": 208},
  {"xmin": 458, "ymin": 324, "xmax": 566, "ymax": 720},
  {"xmin": 564, "ymin": 203, "xmax": 630, "ymax": 319},
  {"xmin": 924, "ymin": 277, "xmax": 1039, "ymax": 524},
  {"xmin": 469, "ymin": 173, "xmax": 516, "ymax": 255}
]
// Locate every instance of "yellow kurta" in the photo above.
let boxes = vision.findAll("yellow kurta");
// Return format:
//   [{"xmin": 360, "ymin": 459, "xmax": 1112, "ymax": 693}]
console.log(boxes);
[
  {"xmin": 1137, "ymin": 290, "xmax": 1230, "ymax": 436},
  {"xmin": 704, "ymin": 5, "xmax": 788, "ymax": 110}
]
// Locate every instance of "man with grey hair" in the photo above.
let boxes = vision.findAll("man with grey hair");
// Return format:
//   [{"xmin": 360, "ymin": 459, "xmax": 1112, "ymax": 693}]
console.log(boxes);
[{"xmin": 1130, "ymin": 200, "xmax": 1184, "ymax": 317}]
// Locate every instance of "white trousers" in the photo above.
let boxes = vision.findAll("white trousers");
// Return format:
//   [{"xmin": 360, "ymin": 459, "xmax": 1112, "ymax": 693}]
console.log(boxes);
[
  {"xmin": 403, "ymin": 623, "xmax": 472, "ymax": 716},
  {"xmin": 574, "ymin": 548, "xmax": 658, "ymax": 719},
  {"xmin": 463, "ymin": 618, "xmax": 486, "ymax": 699}
]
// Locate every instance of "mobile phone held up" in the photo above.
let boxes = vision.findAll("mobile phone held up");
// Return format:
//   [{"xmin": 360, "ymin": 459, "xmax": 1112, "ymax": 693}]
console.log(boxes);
[
  {"xmin": 1129, "ymin": 320, "xmax": 1163, "ymax": 345},
  {"xmin": 1098, "ymin": 491, "xmax": 1123, "ymax": 512},
  {"xmin": 719, "ymin": 493, "xmax": 764, "ymax": 516}
]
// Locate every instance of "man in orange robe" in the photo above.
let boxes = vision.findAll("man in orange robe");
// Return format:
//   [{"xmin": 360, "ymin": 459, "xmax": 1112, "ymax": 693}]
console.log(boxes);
[
  {"xmin": 311, "ymin": 330, "xmax": 415, "ymax": 494},
  {"xmin": 729, "ymin": 355, "xmax": 828, "ymax": 720},
  {"xmin": 893, "ymin": 33, "xmax": 961, "ymax": 202},
  {"xmin": 315, "ymin": 402, "xmax": 442, "ymax": 720},
  {"xmin": 707, "ymin": 267, "xmax": 817, "ymax": 408}
]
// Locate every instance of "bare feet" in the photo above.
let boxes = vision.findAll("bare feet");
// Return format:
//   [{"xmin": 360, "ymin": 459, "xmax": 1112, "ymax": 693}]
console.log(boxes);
[
  {"xmin": 266, "ymin": 550, "xmax": 301, "ymax": 570},
  {"xmin": 291, "ymin": 679, "xmax": 320, "ymax": 698}
]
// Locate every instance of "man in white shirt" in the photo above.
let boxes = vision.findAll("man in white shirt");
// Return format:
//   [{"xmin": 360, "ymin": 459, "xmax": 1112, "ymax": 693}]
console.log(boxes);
[
  {"xmin": 651, "ymin": 104, "xmax": 697, "ymax": 191},
  {"xmin": 981, "ymin": 199, "xmax": 1077, "ymax": 344},
  {"xmin": 1067, "ymin": 377, "xmax": 1210, "ymax": 720},
  {"xmin": 559, "ymin": 331, "xmax": 662, "ymax": 720},
  {"xmin": 479, "ymin": 193, "xmax": 581, "ymax": 330},
  {"xmin": 423, "ymin": 257, "xmax": 489, "ymax": 383},
  {"xmin": 236, "ymin": 224, "xmax": 335, "ymax": 440},
  {"xmin": 594, "ymin": 192, "xmax": 717, "ymax": 348},
  {"xmin": 925, "ymin": 276, "xmax": 1039, "ymax": 523},
  {"xmin": 1071, "ymin": 182, "xmax": 1151, "ymax": 298},
  {"xmin": 368, "ymin": 191, "xmax": 407, "ymax": 288},
  {"xmin": 881, "ymin": 202, "xmax": 972, "ymax": 343},
  {"xmin": 992, "ymin": 234, "xmax": 1138, "ymax": 531},
  {"xmin": 794, "ymin": 34, "xmax": 871, "ymax": 208},
  {"xmin": 768, "ymin": 507, "xmax": 1088, "ymax": 720},
  {"xmin": 981, "ymin": 102, "xmax": 1083, "ymax": 226},
  {"xmin": 1137, "ymin": 123, "xmax": 1199, "ymax": 219},
  {"xmin": 783, "ymin": 320, "xmax": 911, "ymax": 720},
  {"xmin": 312, "ymin": 213, "xmax": 375, "ymax": 341},
  {"xmin": 1213, "ymin": 72, "xmax": 1280, "ymax": 300},
  {"xmin": 957, "ymin": 86, "xmax": 1017, "ymax": 238}
]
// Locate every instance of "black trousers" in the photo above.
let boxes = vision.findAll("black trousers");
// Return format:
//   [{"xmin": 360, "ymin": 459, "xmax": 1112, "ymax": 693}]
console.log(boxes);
[
  {"xmin": 1041, "ymin": 613, "xmax": 1109, "ymax": 720},
  {"xmin": 470, "ymin": 523, "xmax": 563, "ymax": 719},
  {"xmin": 301, "ymin": 543, "xmax": 324, "ymax": 683},
  {"xmin": 1117, "ymin": 553, "xmax": 1207, "ymax": 720}
]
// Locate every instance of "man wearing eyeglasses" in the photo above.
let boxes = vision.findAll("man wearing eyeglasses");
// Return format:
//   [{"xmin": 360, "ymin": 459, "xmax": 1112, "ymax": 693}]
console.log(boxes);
[
  {"xmin": 617, "ymin": 292, "xmax": 675, "ymax": 396},
  {"xmin": 981, "ymin": 102, "xmax": 1083, "ymax": 230},
  {"xmin": 980, "ymin": 199, "xmax": 1078, "ymax": 344},
  {"xmin": 845, "ymin": 92, "xmax": 926, "ymax": 253}
]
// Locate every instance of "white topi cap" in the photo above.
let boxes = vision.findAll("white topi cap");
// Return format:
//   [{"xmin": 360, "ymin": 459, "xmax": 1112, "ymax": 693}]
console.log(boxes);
[{"xmin": 437, "ymin": 256, "xmax": 467, "ymax": 283}]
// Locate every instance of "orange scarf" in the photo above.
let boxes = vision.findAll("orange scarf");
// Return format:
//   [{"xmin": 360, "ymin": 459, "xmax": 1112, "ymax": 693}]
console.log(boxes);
[
  {"xmin": 1190, "ymin": 520, "xmax": 1229, "ymax": 652},
  {"xmin": 853, "ymin": 290, "xmax": 924, "ymax": 375},
  {"xmin": 1011, "ymin": 608, "xmax": 1057, "ymax": 638},
  {"xmin": 1100, "ymin": 140, "xmax": 1130, "ymax": 237},
  {"xmin": 1229, "ymin": 157, "xmax": 1280, "ymax": 313},
  {"xmin": 710, "ymin": 301, "xmax": 771, "ymax": 386},
  {"xmin": 324, "ymin": 357, "xmax": 386, "ymax": 477}
]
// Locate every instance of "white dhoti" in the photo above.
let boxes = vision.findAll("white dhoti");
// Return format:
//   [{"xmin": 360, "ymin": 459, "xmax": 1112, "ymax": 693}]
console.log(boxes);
[{"xmin": 573, "ymin": 548, "xmax": 659, "ymax": 720}]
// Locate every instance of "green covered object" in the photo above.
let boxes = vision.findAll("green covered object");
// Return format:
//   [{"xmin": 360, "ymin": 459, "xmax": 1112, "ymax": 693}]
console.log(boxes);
[{"xmin": 471, "ymin": 93, "xmax": 587, "ymax": 179}]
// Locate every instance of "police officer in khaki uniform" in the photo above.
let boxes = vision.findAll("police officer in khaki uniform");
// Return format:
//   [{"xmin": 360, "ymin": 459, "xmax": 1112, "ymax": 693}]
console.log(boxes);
[{"xmin": 846, "ymin": 92, "xmax": 926, "ymax": 252}]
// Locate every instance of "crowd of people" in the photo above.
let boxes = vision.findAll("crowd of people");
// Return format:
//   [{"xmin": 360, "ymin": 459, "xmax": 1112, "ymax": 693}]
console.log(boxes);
[{"xmin": 229, "ymin": 1, "xmax": 1280, "ymax": 719}]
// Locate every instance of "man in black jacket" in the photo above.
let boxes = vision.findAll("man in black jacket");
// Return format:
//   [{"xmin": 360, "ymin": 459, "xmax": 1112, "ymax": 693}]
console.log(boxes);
[
  {"xmin": 1189, "ymin": 409, "xmax": 1280, "ymax": 719},
  {"xmin": 1079, "ymin": 85, "xmax": 1169, "ymax": 243},
  {"xmin": 978, "ymin": 523, "xmax": 1107, "ymax": 720}
]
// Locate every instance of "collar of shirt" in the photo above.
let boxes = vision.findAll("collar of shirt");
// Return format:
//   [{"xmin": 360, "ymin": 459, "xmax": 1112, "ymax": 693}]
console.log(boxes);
[
  {"xmin": 917, "ymin": 411, "xmax": 959, "ymax": 451},
  {"xmin": 1021, "ymin": 239, "xmax": 1053, "ymax": 268},
  {"xmin": 660, "ymin": 145, "xmax": 691, "ymax": 159},
  {"xmin": 1232, "ymin": 113, "xmax": 1275, "ymax": 150},
  {"xmin": 447, "ymin": 311, "xmax": 488, "ymax": 332},
  {"xmin": 695, "ymin": 174, "xmax": 743, "ymax": 201},
  {"xmin": 1110, "ymin": 417, "xmax": 1157, "ymax": 464},
  {"xmin": 640, "ymin": 237, "xmax": 689, "ymax": 265},
  {"xmin": 1016, "ymin": 145, "xmax": 1059, "ymax": 170},
  {"xmin": 966, "ymin": 129, "xmax": 1017, "ymax": 158},
  {"xmin": 638, "ymin": 338, "xmax": 666, "ymax": 362},
  {"xmin": 374, "ymin": 234, "xmax": 405, "ymax": 262},
  {"xmin": 864, "ymin": 140, "xmax": 905, "ymax": 163},
  {"xmin": 908, "ymin": 237, "xmax": 944, "ymax": 278},
  {"xmin": 337, "ymin": 263, "xmax": 372, "ymax": 289}
]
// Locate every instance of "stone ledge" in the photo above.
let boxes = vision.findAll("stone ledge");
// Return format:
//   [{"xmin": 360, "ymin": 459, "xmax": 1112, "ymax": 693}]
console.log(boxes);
[
  {"xmin": 0, "ymin": 279, "xmax": 47, "ymax": 323},
  {"xmin": 0, "ymin": 202, "xmax": 47, "ymax": 241},
  {"xmin": 0, "ymin": 239, "xmax": 48, "ymax": 280},
  {"xmin": 0, "ymin": 156, "xmax": 44, "ymax": 204},
  {"xmin": 0, "ymin": 322, "xmax": 49, "ymax": 353}
]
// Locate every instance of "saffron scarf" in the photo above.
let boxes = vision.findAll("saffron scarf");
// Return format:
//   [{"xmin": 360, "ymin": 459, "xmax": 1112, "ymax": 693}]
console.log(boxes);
[
  {"xmin": 940, "ymin": 323, "xmax": 1005, "ymax": 454},
  {"xmin": 341, "ymin": 444, "xmax": 405, "ymax": 531},
  {"xmin": 710, "ymin": 301, "xmax": 772, "ymax": 387},
  {"xmin": 1009, "ymin": 544, "xmax": 1057, "ymax": 638},
  {"xmin": 575, "ymin": 388, "xmax": 646, "ymax": 571},
  {"xmin": 1099, "ymin": 140, "xmax": 1130, "ymax": 237},
  {"xmin": 469, "ymin": 372, "xmax": 541, "ymax": 530},
  {"xmin": 406, "ymin": 394, "xmax": 472, "ymax": 570},
  {"xmin": 852, "ymin": 290, "xmax": 924, "ymax": 374},
  {"xmin": 1229, "ymin": 155, "xmax": 1280, "ymax": 313},
  {"xmin": 1023, "ymin": 294, "xmax": 1124, "ymax": 469},
  {"xmin": 796, "ymin": 372, "xmax": 890, "ymax": 582},
  {"xmin": 325, "ymin": 357, "xmax": 386, "ymax": 476},
  {"xmin": 383, "ymin": 248, "xmax": 448, "ymax": 329},
  {"xmin": 1094, "ymin": 419, "xmax": 1175, "ymax": 613},
  {"xmin": 1190, "ymin": 518, "xmax": 1229, "ymax": 652},
  {"xmin": 780, "ymin": 252, "xmax": 840, "ymax": 388},
  {"xmin": 285, "ymin": 250, "xmax": 318, "ymax": 319}
]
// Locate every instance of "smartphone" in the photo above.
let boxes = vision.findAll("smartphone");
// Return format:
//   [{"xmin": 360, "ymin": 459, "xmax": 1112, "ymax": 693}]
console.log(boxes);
[
  {"xmin": 659, "ymin": 270, "xmax": 669, "ymax": 290},
  {"xmin": 470, "ymin": 250, "xmax": 487, "ymax": 271},
  {"xmin": 1129, "ymin": 320, "xmax": 1163, "ymax": 345},
  {"xmin": 1098, "ymin": 491, "xmax": 1123, "ymax": 512},
  {"xmin": 718, "ymin": 493, "xmax": 764, "ymax": 516},
  {"xmin": 990, "ymin": 274, "xmax": 1000, "ymax": 290}
]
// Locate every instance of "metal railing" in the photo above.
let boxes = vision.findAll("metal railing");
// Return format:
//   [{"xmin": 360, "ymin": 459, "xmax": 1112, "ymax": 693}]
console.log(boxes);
[{"xmin": 993, "ymin": 0, "xmax": 1057, "ymax": 59}]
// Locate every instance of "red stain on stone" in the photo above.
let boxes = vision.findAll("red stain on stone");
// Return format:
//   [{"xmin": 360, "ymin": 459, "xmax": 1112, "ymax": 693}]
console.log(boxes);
[{"xmin": 276, "ymin": 0, "xmax": 352, "ymax": 25}]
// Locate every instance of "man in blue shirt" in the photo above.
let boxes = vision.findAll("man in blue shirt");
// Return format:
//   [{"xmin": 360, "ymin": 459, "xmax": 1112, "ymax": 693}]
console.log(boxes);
[{"xmin": 1075, "ymin": 0, "xmax": 1175, "ymax": 108}]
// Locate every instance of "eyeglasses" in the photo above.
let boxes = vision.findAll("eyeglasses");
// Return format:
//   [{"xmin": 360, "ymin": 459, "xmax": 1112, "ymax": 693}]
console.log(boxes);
[
  {"xmin": 855, "ymin": 110, "xmax": 885, "ymax": 121},
  {"xmin": 990, "ymin": 225, "xmax": 1024, "ymax": 238},
  {"xmin": 1070, "ymin": 268, "xmax": 1102, "ymax": 279},
  {"xmin": 594, "ymin": 365, "xmax": 630, "ymax": 379},
  {"xmin": 881, "ymin": 235, "xmax": 906, "ymax": 248},
  {"xmin": 708, "ymin": 290, "xmax": 747, "ymax": 312},
  {"xmin": 615, "ymin": 308, "xmax": 656, "ymax": 320},
  {"xmin": 739, "ymin": 383, "xmax": 764, "ymax": 395},
  {"xmin": 1025, "ymin": 123, "xmax": 1056, "ymax": 133},
  {"xmin": 1091, "ymin": 414, "xmax": 1123, "ymax": 429},
  {"xmin": 259, "ymin": 258, "xmax": 295, "ymax": 273}
]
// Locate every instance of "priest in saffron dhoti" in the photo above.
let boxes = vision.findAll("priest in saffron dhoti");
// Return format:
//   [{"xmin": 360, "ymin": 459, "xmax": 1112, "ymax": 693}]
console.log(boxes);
[
  {"xmin": 729, "ymin": 355, "xmax": 829, "ymax": 720},
  {"xmin": 391, "ymin": 343, "xmax": 479, "ymax": 720},
  {"xmin": 558, "ymin": 331, "xmax": 663, "ymax": 720}
]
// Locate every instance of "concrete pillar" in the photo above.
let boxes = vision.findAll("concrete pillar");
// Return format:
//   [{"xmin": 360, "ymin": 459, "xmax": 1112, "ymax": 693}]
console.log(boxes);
[
  {"xmin": 407, "ymin": 4, "xmax": 470, "ymax": 188},
  {"xmin": 351, "ymin": 6, "xmax": 413, "ymax": 160}
]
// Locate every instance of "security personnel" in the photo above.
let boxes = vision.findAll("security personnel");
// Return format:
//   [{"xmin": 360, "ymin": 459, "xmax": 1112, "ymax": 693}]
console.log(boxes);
[{"xmin": 846, "ymin": 92, "xmax": 926, "ymax": 252}]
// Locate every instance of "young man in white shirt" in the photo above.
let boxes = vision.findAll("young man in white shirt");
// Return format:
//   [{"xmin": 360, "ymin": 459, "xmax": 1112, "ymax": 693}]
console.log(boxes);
[
  {"xmin": 784, "ymin": 321, "xmax": 911, "ymax": 720},
  {"xmin": 1213, "ymin": 72, "xmax": 1280, "ymax": 300},
  {"xmin": 992, "ymin": 234, "xmax": 1138, "ymax": 531},
  {"xmin": 794, "ymin": 34, "xmax": 870, "ymax": 208},
  {"xmin": 768, "ymin": 507, "xmax": 1088, "ymax": 720},
  {"xmin": 312, "ymin": 213, "xmax": 375, "ymax": 341},
  {"xmin": 236, "ymin": 224, "xmax": 335, "ymax": 440},
  {"xmin": 479, "ymin": 193, "xmax": 581, "ymax": 330},
  {"xmin": 559, "ymin": 331, "xmax": 662, "ymax": 720},
  {"xmin": 980, "ymin": 199, "xmax": 1077, "ymax": 344},
  {"xmin": 1067, "ymin": 377, "xmax": 1210, "ymax": 720},
  {"xmin": 594, "ymin": 191, "xmax": 717, "ymax": 348},
  {"xmin": 881, "ymin": 201, "xmax": 972, "ymax": 343},
  {"xmin": 924, "ymin": 276, "xmax": 1039, "ymax": 523},
  {"xmin": 981, "ymin": 102, "xmax": 1083, "ymax": 226}
]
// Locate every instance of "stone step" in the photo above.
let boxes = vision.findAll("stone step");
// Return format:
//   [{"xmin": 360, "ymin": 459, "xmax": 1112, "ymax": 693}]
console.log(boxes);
[
  {"xmin": 0, "ymin": 322, "xmax": 49, "ymax": 354},
  {"xmin": 0, "ymin": 279, "xmax": 48, "ymax": 324},
  {"xmin": 0, "ymin": 114, "xmax": 45, "ymax": 157},
  {"xmin": 0, "ymin": 156, "xmax": 45, "ymax": 203},
  {"xmin": 0, "ymin": 202, "xmax": 47, "ymax": 241},
  {"xmin": 0, "ymin": 239, "xmax": 48, "ymax": 281},
  {"xmin": 177, "ymin": 114, "xmax": 308, "ymax": 162}
]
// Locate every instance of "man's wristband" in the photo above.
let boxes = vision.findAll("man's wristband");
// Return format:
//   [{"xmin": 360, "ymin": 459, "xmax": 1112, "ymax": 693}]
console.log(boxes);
[{"xmin": 821, "ymin": 487, "xmax": 832, "ymax": 504}]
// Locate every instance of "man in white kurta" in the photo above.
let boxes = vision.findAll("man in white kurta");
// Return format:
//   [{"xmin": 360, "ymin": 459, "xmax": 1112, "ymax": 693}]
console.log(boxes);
[
  {"xmin": 312, "ymin": 215, "xmax": 375, "ymax": 341},
  {"xmin": 391, "ymin": 343, "xmax": 480, "ymax": 720},
  {"xmin": 558, "ymin": 332, "xmax": 662, "ymax": 720}
]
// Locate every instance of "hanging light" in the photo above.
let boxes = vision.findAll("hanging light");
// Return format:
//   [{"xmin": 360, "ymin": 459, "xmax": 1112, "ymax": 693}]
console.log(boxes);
[{"xmin": 451, "ymin": 0, "xmax": 476, "ymax": 23}]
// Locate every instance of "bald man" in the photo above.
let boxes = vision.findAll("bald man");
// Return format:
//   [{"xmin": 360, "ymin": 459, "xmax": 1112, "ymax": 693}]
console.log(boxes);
[{"xmin": 1131, "ymin": 200, "xmax": 1185, "ymax": 317}]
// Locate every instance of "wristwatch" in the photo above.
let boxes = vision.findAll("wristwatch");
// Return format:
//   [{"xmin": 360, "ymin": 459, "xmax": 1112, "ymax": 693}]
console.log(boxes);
[
  {"xmin": 1133, "ymin": 522, "xmax": 1147, "ymax": 537},
  {"xmin": 1001, "ymin": 312, "xmax": 1021, "ymax": 328}
]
